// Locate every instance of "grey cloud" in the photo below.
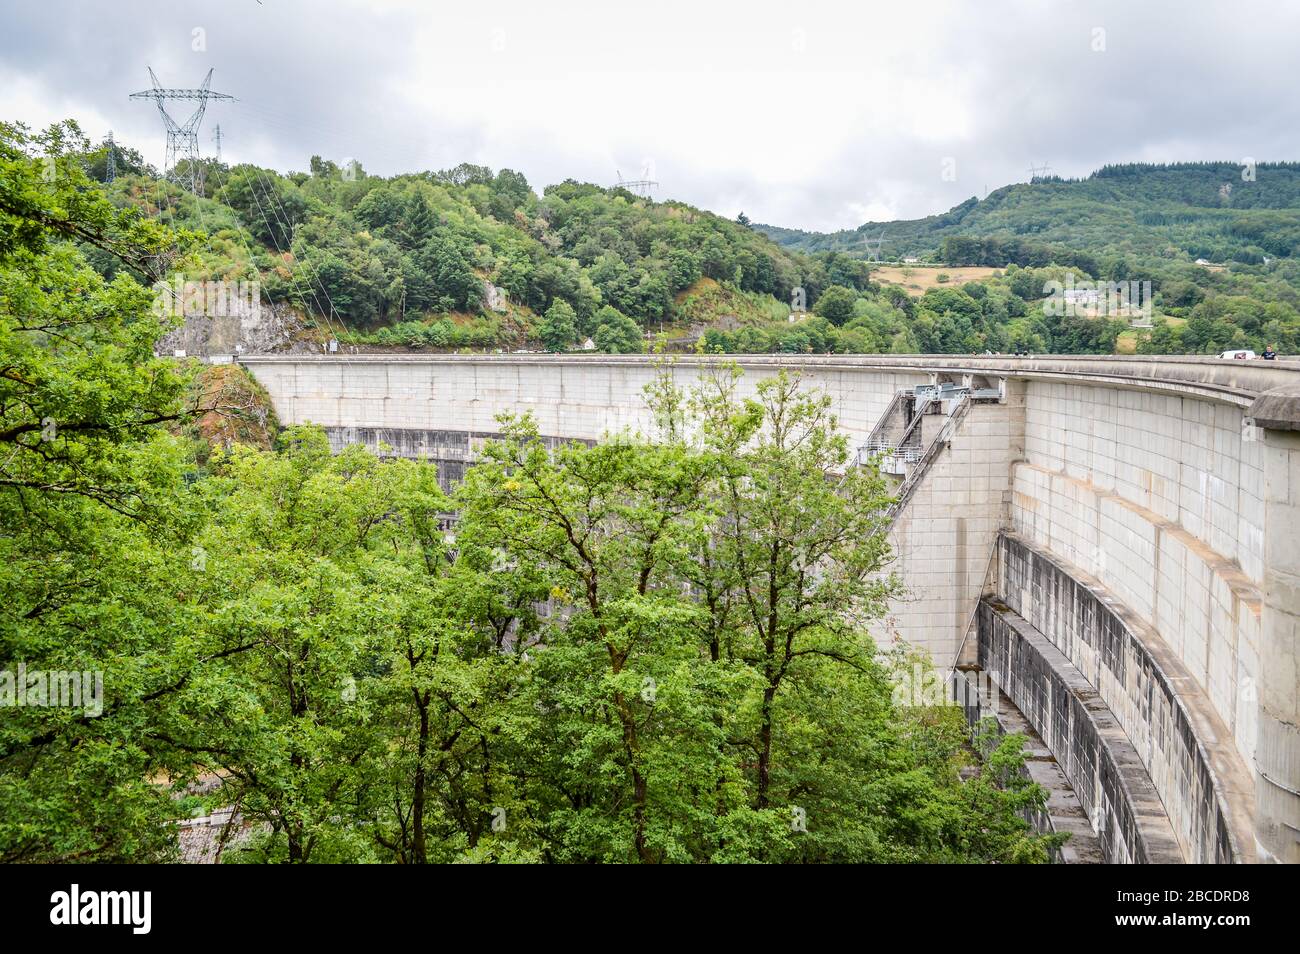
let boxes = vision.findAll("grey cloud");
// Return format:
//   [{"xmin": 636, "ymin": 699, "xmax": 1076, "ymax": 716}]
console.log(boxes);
[{"xmin": 1, "ymin": 0, "xmax": 1296, "ymax": 231}]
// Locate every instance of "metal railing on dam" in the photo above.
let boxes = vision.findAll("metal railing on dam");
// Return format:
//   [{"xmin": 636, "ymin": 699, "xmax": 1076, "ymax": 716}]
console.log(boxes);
[{"xmin": 236, "ymin": 351, "xmax": 1300, "ymax": 863}]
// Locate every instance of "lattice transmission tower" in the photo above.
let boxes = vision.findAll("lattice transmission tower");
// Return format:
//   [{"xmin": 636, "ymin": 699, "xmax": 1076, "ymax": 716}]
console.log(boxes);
[
  {"xmin": 105, "ymin": 131, "xmax": 117, "ymax": 183},
  {"xmin": 615, "ymin": 165, "xmax": 659, "ymax": 199},
  {"xmin": 129, "ymin": 68, "xmax": 234, "ymax": 195},
  {"xmin": 862, "ymin": 229, "xmax": 887, "ymax": 263},
  {"xmin": 1027, "ymin": 161, "xmax": 1053, "ymax": 183}
]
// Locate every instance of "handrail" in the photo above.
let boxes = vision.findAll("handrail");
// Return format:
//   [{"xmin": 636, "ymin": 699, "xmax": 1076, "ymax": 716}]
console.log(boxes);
[
  {"xmin": 887, "ymin": 393, "xmax": 971, "ymax": 520},
  {"xmin": 862, "ymin": 438, "xmax": 923, "ymax": 463},
  {"xmin": 893, "ymin": 399, "xmax": 930, "ymax": 453},
  {"xmin": 863, "ymin": 389, "xmax": 909, "ymax": 446}
]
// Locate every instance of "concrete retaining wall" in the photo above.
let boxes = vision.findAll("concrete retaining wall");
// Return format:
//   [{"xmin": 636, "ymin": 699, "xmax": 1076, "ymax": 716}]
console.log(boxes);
[
  {"xmin": 977, "ymin": 598, "xmax": 1184, "ymax": 863},
  {"xmin": 992, "ymin": 533, "xmax": 1253, "ymax": 863}
]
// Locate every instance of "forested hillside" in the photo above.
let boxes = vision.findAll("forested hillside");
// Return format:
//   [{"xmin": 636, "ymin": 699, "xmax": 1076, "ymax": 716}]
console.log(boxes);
[
  {"xmin": 69, "ymin": 128, "xmax": 1300, "ymax": 358},
  {"xmin": 87, "ymin": 135, "xmax": 835, "ymax": 354},
  {"xmin": 759, "ymin": 162, "xmax": 1300, "ymax": 265},
  {"xmin": 757, "ymin": 162, "xmax": 1300, "ymax": 354}
]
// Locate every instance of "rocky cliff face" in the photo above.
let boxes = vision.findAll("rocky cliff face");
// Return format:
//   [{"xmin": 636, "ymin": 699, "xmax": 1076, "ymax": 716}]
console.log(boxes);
[
  {"xmin": 155, "ymin": 293, "xmax": 307, "ymax": 357},
  {"xmin": 482, "ymin": 279, "xmax": 509, "ymax": 313}
]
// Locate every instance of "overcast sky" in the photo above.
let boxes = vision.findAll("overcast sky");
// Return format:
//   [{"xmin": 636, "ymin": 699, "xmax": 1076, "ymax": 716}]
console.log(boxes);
[{"xmin": 1, "ymin": 0, "xmax": 1294, "ymax": 232}]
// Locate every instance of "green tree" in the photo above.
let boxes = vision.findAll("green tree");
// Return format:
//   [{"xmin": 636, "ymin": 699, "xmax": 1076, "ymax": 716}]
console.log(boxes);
[
  {"xmin": 418, "ymin": 234, "xmax": 482, "ymax": 312},
  {"xmin": 593, "ymin": 305, "xmax": 643, "ymax": 353},
  {"xmin": 813, "ymin": 284, "xmax": 858, "ymax": 325},
  {"xmin": 685, "ymin": 368, "xmax": 898, "ymax": 806},
  {"xmin": 456, "ymin": 416, "xmax": 733, "ymax": 861},
  {"xmin": 667, "ymin": 248, "xmax": 701, "ymax": 291},
  {"xmin": 404, "ymin": 191, "xmax": 437, "ymax": 246},
  {"xmin": 186, "ymin": 430, "xmax": 454, "ymax": 862},
  {"xmin": 0, "ymin": 120, "xmax": 208, "ymax": 861},
  {"xmin": 539, "ymin": 300, "xmax": 578, "ymax": 352}
]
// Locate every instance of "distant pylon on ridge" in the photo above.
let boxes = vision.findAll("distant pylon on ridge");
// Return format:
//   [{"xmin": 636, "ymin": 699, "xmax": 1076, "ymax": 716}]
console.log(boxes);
[
  {"xmin": 614, "ymin": 165, "xmax": 659, "ymax": 199},
  {"xmin": 863, "ymin": 229, "xmax": 887, "ymax": 263},
  {"xmin": 105, "ymin": 130, "xmax": 116, "ymax": 183}
]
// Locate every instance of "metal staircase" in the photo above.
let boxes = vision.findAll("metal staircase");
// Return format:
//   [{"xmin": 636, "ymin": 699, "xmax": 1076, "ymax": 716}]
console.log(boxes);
[
  {"xmin": 856, "ymin": 383, "xmax": 984, "ymax": 522},
  {"xmin": 888, "ymin": 393, "xmax": 971, "ymax": 519}
]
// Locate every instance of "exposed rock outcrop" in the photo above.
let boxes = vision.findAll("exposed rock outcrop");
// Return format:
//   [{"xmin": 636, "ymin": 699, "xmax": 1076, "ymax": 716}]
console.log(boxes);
[{"xmin": 155, "ymin": 291, "xmax": 306, "ymax": 357}]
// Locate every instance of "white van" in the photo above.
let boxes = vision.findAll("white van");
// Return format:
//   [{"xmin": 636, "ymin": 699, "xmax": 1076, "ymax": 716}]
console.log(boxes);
[{"xmin": 1219, "ymin": 349, "xmax": 1257, "ymax": 360}]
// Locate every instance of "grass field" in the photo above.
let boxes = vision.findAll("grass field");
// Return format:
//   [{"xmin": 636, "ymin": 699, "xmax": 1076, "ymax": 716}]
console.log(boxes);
[
  {"xmin": 872, "ymin": 265, "xmax": 1003, "ymax": 296},
  {"xmin": 1116, "ymin": 315, "xmax": 1183, "ymax": 354}
]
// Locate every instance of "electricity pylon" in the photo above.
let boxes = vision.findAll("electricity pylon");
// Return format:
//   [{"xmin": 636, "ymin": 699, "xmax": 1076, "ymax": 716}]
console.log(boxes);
[
  {"xmin": 863, "ymin": 229, "xmax": 887, "ymax": 263},
  {"xmin": 615, "ymin": 166, "xmax": 659, "ymax": 199},
  {"xmin": 129, "ymin": 68, "xmax": 234, "ymax": 195}
]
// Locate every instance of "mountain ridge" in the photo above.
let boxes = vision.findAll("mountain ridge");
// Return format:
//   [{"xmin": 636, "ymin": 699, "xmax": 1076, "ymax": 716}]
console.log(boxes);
[{"xmin": 754, "ymin": 161, "xmax": 1300, "ymax": 268}]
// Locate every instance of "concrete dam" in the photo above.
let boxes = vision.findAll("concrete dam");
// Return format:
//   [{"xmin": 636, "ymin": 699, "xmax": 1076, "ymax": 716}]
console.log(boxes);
[{"xmin": 237, "ymin": 353, "xmax": 1300, "ymax": 864}]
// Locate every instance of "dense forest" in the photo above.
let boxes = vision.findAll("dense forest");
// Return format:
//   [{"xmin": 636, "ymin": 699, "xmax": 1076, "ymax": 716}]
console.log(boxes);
[
  {"xmin": 0, "ymin": 121, "xmax": 1059, "ymax": 863},
  {"xmin": 84, "ymin": 130, "xmax": 830, "ymax": 354}
]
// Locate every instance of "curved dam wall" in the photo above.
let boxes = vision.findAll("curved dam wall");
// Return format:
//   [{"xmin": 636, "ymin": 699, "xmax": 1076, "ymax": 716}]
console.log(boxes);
[
  {"xmin": 238, "ymin": 354, "xmax": 930, "ymax": 448},
  {"xmin": 1012, "ymin": 380, "xmax": 1263, "ymax": 767},
  {"xmin": 239, "ymin": 355, "xmax": 1000, "ymax": 661},
  {"xmin": 239, "ymin": 353, "xmax": 1300, "ymax": 862},
  {"xmin": 985, "ymin": 534, "xmax": 1249, "ymax": 863},
  {"xmin": 977, "ymin": 596, "xmax": 1186, "ymax": 864}
]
